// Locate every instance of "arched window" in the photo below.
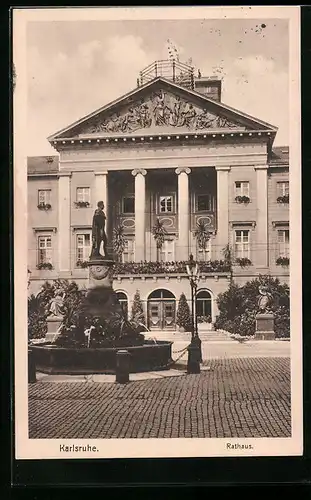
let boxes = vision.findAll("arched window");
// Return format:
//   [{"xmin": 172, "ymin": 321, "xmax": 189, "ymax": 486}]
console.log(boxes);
[
  {"xmin": 148, "ymin": 289, "xmax": 175, "ymax": 300},
  {"xmin": 116, "ymin": 292, "xmax": 128, "ymax": 319},
  {"xmin": 196, "ymin": 289, "xmax": 212, "ymax": 319}
]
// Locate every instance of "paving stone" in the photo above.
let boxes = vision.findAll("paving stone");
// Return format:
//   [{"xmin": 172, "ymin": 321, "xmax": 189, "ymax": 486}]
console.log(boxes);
[{"xmin": 28, "ymin": 357, "xmax": 291, "ymax": 439}]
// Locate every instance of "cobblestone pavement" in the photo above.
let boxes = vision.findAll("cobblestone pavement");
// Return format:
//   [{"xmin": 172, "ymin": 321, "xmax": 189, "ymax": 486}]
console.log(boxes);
[{"xmin": 28, "ymin": 357, "xmax": 291, "ymax": 439}]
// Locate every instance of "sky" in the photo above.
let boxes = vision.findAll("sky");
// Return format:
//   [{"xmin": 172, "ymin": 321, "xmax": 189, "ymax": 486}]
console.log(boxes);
[{"xmin": 26, "ymin": 18, "xmax": 289, "ymax": 156}]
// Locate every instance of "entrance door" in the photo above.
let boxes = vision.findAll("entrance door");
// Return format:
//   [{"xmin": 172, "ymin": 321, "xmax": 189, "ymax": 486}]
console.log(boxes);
[
  {"xmin": 148, "ymin": 302, "xmax": 161, "ymax": 329},
  {"xmin": 147, "ymin": 289, "xmax": 176, "ymax": 330},
  {"xmin": 163, "ymin": 301, "xmax": 175, "ymax": 329}
]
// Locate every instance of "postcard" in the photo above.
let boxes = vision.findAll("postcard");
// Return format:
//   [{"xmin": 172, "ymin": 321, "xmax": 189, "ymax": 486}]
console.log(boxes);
[{"xmin": 13, "ymin": 6, "xmax": 302, "ymax": 460}]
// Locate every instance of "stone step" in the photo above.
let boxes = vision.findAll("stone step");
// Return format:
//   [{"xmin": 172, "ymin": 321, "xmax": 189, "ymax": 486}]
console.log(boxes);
[{"xmin": 146, "ymin": 331, "xmax": 232, "ymax": 342}]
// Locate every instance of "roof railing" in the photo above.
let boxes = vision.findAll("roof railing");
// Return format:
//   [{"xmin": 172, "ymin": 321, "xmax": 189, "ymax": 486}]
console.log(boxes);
[{"xmin": 138, "ymin": 59, "xmax": 195, "ymax": 90}]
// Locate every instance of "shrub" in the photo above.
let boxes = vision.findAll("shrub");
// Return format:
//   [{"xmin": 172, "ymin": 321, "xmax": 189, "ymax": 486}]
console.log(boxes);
[
  {"xmin": 28, "ymin": 294, "xmax": 49, "ymax": 339},
  {"xmin": 28, "ymin": 280, "xmax": 86, "ymax": 340},
  {"xmin": 131, "ymin": 290, "xmax": 146, "ymax": 326},
  {"xmin": 176, "ymin": 293, "xmax": 191, "ymax": 330},
  {"xmin": 215, "ymin": 275, "xmax": 290, "ymax": 338}
]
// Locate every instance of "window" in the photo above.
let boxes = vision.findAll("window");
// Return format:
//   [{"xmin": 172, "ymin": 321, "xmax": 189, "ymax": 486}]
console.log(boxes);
[
  {"xmin": 196, "ymin": 290, "xmax": 212, "ymax": 318},
  {"xmin": 235, "ymin": 181, "xmax": 249, "ymax": 197},
  {"xmin": 159, "ymin": 195, "xmax": 174, "ymax": 213},
  {"xmin": 234, "ymin": 230, "xmax": 250, "ymax": 259},
  {"xmin": 116, "ymin": 292, "xmax": 128, "ymax": 320},
  {"xmin": 196, "ymin": 240, "xmax": 211, "ymax": 262},
  {"xmin": 76, "ymin": 187, "xmax": 90, "ymax": 203},
  {"xmin": 122, "ymin": 239, "xmax": 135, "ymax": 263},
  {"xmin": 196, "ymin": 194, "xmax": 212, "ymax": 212},
  {"xmin": 122, "ymin": 196, "xmax": 135, "ymax": 214},
  {"xmin": 158, "ymin": 240, "xmax": 174, "ymax": 262},
  {"xmin": 277, "ymin": 181, "xmax": 289, "ymax": 197},
  {"xmin": 38, "ymin": 189, "xmax": 51, "ymax": 205},
  {"xmin": 278, "ymin": 229, "xmax": 289, "ymax": 258},
  {"xmin": 76, "ymin": 233, "xmax": 91, "ymax": 263},
  {"xmin": 38, "ymin": 235, "xmax": 52, "ymax": 264}
]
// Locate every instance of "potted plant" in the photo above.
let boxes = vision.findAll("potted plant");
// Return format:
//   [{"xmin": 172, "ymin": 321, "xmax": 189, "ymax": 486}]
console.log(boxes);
[
  {"xmin": 36, "ymin": 262, "xmax": 53, "ymax": 270},
  {"xmin": 235, "ymin": 195, "xmax": 250, "ymax": 204},
  {"xmin": 194, "ymin": 219, "xmax": 211, "ymax": 251},
  {"xmin": 276, "ymin": 256, "xmax": 289, "ymax": 266},
  {"xmin": 235, "ymin": 257, "xmax": 252, "ymax": 268},
  {"xmin": 76, "ymin": 260, "xmax": 88, "ymax": 269},
  {"xmin": 197, "ymin": 315, "xmax": 212, "ymax": 331},
  {"xmin": 74, "ymin": 201, "xmax": 90, "ymax": 208},
  {"xmin": 152, "ymin": 218, "xmax": 167, "ymax": 249},
  {"xmin": 222, "ymin": 244, "xmax": 233, "ymax": 266},
  {"xmin": 37, "ymin": 202, "xmax": 52, "ymax": 210},
  {"xmin": 277, "ymin": 194, "xmax": 289, "ymax": 204},
  {"xmin": 112, "ymin": 224, "xmax": 126, "ymax": 262}
]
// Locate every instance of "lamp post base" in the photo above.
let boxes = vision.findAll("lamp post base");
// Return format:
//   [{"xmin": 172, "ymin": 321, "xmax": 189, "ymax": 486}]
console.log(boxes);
[{"xmin": 187, "ymin": 340, "xmax": 201, "ymax": 374}]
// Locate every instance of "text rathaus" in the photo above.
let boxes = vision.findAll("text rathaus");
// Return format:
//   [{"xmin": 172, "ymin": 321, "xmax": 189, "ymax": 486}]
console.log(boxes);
[{"xmin": 28, "ymin": 59, "xmax": 289, "ymax": 330}]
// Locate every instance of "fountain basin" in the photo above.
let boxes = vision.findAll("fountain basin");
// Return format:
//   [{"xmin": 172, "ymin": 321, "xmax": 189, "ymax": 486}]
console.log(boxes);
[{"xmin": 30, "ymin": 340, "xmax": 173, "ymax": 375}]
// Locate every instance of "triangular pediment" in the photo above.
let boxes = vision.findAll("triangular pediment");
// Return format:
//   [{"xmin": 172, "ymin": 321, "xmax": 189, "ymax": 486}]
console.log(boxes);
[{"xmin": 49, "ymin": 78, "xmax": 277, "ymax": 141}]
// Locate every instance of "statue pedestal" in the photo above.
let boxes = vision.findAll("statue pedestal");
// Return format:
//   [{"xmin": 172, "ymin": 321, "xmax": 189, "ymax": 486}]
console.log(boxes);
[
  {"xmin": 255, "ymin": 313, "xmax": 275, "ymax": 340},
  {"xmin": 87, "ymin": 257, "xmax": 115, "ymax": 289},
  {"xmin": 45, "ymin": 315, "xmax": 63, "ymax": 342}
]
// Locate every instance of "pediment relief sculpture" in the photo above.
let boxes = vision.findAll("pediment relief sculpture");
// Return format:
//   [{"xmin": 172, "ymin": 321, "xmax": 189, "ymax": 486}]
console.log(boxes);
[{"xmin": 84, "ymin": 90, "xmax": 244, "ymax": 135}]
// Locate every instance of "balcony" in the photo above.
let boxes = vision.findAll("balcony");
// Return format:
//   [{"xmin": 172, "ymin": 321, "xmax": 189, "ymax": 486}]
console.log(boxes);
[{"xmin": 113, "ymin": 260, "xmax": 231, "ymax": 276}]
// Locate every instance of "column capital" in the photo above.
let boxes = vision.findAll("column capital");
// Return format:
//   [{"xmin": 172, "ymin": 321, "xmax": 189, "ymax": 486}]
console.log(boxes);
[
  {"xmin": 215, "ymin": 166, "xmax": 231, "ymax": 172},
  {"xmin": 58, "ymin": 172, "xmax": 72, "ymax": 178},
  {"xmin": 132, "ymin": 168, "xmax": 147, "ymax": 177},
  {"xmin": 175, "ymin": 167, "xmax": 191, "ymax": 175},
  {"xmin": 94, "ymin": 170, "xmax": 108, "ymax": 176},
  {"xmin": 254, "ymin": 165, "xmax": 268, "ymax": 171}
]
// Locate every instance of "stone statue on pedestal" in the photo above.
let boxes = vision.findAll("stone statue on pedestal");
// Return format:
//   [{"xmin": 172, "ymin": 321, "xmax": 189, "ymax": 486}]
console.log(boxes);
[
  {"xmin": 255, "ymin": 285, "xmax": 275, "ymax": 340},
  {"xmin": 45, "ymin": 290, "xmax": 66, "ymax": 341},
  {"xmin": 257, "ymin": 286, "xmax": 273, "ymax": 313},
  {"xmin": 90, "ymin": 200, "xmax": 108, "ymax": 259},
  {"xmin": 48, "ymin": 290, "xmax": 65, "ymax": 317}
]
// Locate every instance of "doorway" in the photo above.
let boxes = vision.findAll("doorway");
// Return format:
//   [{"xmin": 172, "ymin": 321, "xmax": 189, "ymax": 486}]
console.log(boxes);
[{"xmin": 147, "ymin": 289, "xmax": 176, "ymax": 330}]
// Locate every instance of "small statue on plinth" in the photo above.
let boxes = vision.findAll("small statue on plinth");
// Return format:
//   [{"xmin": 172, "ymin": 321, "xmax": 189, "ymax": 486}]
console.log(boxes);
[
  {"xmin": 257, "ymin": 285, "xmax": 273, "ymax": 313},
  {"xmin": 48, "ymin": 290, "xmax": 66, "ymax": 318},
  {"xmin": 255, "ymin": 285, "xmax": 275, "ymax": 340},
  {"xmin": 90, "ymin": 200, "xmax": 108, "ymax": 260},
  {"xmin": 45, "ymin": 290, "xmax": 66, "ymax": 341}
]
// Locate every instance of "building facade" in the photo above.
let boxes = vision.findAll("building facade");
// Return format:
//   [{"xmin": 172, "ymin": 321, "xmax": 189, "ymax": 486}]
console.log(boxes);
[{"xmin": 27, "ymin": 60, "xmax": 290, "ymax": 330}]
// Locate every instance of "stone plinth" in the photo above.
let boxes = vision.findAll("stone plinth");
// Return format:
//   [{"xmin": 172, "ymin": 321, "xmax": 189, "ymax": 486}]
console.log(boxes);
[
  {"xmin": 46, "ymin": 315, "xmax": 63, "ymax": 342},
  {"xmin": 87, "ymin": 257, "xmax": 114, "ymax": 289},
  {"xmin": 255, "ymin": 313, "xmax": 275, "ymax": 340}
]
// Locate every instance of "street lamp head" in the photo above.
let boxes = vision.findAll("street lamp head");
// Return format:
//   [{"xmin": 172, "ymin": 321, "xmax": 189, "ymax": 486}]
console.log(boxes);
[{"xmin": 186, "ymin": 254, "xmax": 199, "ymax": 279}]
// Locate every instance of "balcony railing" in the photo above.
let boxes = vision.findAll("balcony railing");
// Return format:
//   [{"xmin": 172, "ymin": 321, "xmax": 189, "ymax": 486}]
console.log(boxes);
[
  {"xmin": 139, "ymin": 59, "xmax": 195, "ymax": 90},
  {"xmin": 113, "ymin": 260, "xmax": 231, "ymax": 276}
]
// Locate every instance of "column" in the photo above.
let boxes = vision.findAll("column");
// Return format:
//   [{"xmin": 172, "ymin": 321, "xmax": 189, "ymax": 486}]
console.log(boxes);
[
  {"xmin": 95, "ymin": 171, "xmax": 109, "ymax": 233},
  {"xmin": 175, "ymin": 167, "xmax": 191, "ymax": 261},
  {"xmin": 132, "ymin": 168, "xmax": 147, "ymax": 262},
  {"xmin": 58, "ymin": 173, "xmax": 71, "ymax": 271},
  {"xmin": 216, "ymin": 166, "xmax": 230, "ymax": 259},
  {"xmin": 255, "ymin": 165, "xmax": 268, "ymax": 268},
  {"xmin": 94, "ymin": 171, "xmax": 108, "ymax": 207}
]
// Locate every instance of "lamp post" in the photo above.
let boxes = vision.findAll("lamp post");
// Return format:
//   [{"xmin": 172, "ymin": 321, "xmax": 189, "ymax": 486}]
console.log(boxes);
[{"xmin": 186, "ymin": 254, "xmax": 202, "ymax": 374}]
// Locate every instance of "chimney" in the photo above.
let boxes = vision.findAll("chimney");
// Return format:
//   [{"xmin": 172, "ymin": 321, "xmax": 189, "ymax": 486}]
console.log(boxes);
[{"xmin": 194, "ymin": 75, "xmax": 222, "ymax": 102}]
